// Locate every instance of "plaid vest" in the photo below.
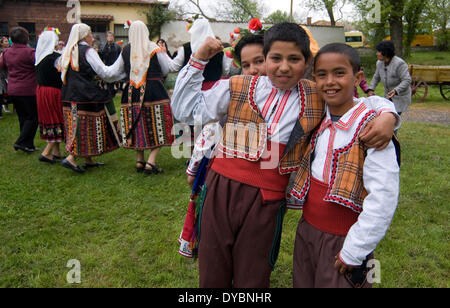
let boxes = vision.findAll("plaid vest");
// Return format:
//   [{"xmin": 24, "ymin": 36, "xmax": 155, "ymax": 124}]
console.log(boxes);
[
  {"xmin": 217, "ymin": 75, "xmax": 324, "ymax": 174},
  {"xmin": 290, "ymin": 109, "xmax": 378, "ymax": 213}
]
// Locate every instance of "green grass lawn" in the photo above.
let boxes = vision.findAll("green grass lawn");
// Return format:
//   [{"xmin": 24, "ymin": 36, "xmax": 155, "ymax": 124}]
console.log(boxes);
[
  {"xmin": 0, "ymin": 107, "xmax": 448, "ymax": 287},
  {"xmin": 0, "ymin": 50, "xmax": 448, "ymax": 288}
]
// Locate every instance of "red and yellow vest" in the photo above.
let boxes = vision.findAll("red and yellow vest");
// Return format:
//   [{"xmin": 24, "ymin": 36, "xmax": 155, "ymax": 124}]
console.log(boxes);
[
  {"xmin": 290, "ymin": 109, "xmax": 378, "ymax": 213},
  {"xmin": 211, "ymin": 75, "xmax": 324, "ymax": 201}
]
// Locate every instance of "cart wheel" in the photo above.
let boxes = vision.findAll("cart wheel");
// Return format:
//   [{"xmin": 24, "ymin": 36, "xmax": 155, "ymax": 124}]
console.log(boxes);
[
  {"xmin": 440, "ymin": 84, "xmax": 450, "ymax": 101},
  {"xmin": 411, "ymin": 76, "xmax": 428, "ymax": 103}
]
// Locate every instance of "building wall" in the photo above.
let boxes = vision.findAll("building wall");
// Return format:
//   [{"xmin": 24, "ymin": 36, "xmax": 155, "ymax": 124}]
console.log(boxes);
[
  {"xmin": 80, "ymin": 3, "xmax": 151, "ymax": 30},
  {"xmin": 0, "ymin": 1, "xmax": 72, "ymax": 45},
  {"xmin": 161, "ymin": 21, "xmax": 345, "ymax": 55},
  {"xmin": 0, "ymin": 0, "xmax": 155, "ymax": 46}
]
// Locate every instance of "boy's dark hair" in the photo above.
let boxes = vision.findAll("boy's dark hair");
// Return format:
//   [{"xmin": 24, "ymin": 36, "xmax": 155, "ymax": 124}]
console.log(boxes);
[
  {"xmin": 375, "ymin": 40, "xmax": 395, "ymax": 59},
  {"xmin": 234, "ymin": 34, "xmax": 264, "ymax": 65},
  {"xmin": 10, "ymin": 27, "xmax": 29, "ymax": 45},
  {"xmin": 263, "ymin": 22, "xmax": 311, "ymax": 62},
  {"xmin": 314, "ymin": 43, "xmax": 361, "ymax": 73}
]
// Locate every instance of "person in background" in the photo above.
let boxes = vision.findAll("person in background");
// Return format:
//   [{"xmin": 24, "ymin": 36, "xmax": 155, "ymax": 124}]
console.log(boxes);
[
  {"xmin": 59, "ymin": 23, "xmax": 125, "ymax": 173},
  {"xmin": 118, "ymin": 20, "xmax": 178, "ymax": 174},
  {"xmin": 354, "ymin": 67, "xmax": 370, "ymax": 98},
  {"xmin": 35, "ymin": 28, "xmax": 65, "ymax": 164},
  {"xmin": 157, "ymin": 38, "xmax": 172, "ymax": 58},
  {"xmin": 56, "ymin": 40, "xmax": 65, "ymax": 52},
  {"xmin": 0, "ymin": 27, "xmax": 38, "ymax": 152},
  {"xmin": 367, "ymin": 40, "xmax": 412, "ymax": 115},
  {"xmin": 99, "ymin": 31, "xmax": 122, "ymax": 98},
  {"xmin": 0, "ymin": 36, "xmax": 10, "ymax": 118}
]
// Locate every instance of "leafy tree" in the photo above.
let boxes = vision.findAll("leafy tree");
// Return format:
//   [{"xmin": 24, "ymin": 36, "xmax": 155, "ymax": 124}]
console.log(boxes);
[
  {"xmin": 219, "ymin": 0, "xmax": 266, "ymax": 22},
  {"xmin": 303, "ymin": 0, "xmax": 348, "ymax": 26},
  {"xmin": 265, "ymin": 10, "xmax": 293, "ymax": 23},
  {"xmin": 403, "ymin": 0, "xmax": 427, "ymax": 57},
  {"xmin": 427, "ymin": 0, "xmax": 450, "ymax": 50},
  {"xmin": 144, "ymin": 4, "xmax": 177, "ymax": 39}
]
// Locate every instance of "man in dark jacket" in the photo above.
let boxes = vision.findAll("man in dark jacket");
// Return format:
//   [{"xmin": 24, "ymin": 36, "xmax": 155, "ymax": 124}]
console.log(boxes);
[{"xmin": 99, "ymin": 31, "xmax": 122, "ymax": 97}]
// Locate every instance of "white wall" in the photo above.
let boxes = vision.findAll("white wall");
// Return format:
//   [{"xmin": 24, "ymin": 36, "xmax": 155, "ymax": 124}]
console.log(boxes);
[{"xmin": 160, "ymin": 20, "xmax": 345, "ymax": 54}]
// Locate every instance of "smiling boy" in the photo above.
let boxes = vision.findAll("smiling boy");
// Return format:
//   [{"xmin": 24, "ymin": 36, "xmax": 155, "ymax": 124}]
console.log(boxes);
[
  {"xmin": 171, "ymin": 23, "xmax": 399, "ymax": 288},
  {"xmin": 291, "ymin": 43, "xmax": 400, "ymax": 288}
]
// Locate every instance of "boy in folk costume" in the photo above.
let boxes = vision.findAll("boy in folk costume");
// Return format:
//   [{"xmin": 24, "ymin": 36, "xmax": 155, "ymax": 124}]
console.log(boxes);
[
  {"xmin": 171, "ymin": 23, "xmax": 399, "ymax": 288},
  {"xmin": 291, "ymin": 43, "xmax": 400, "ymax": 288},
  {"xmin": 178, "ymin": 24, "xmax": 320, "ymax": 258},
  {"xmin": 179, "ymin": 30, "xmax": 268, "ymax": 258},
  {"xmin": 59, "ymin": 23, "xmax": 125, "ymax": 173}
]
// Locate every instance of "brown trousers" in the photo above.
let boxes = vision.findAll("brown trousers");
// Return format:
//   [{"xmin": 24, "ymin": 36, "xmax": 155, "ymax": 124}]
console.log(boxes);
[
  {"xmin": 198, "ymin": 169, "xmax": 283, "ymax": 288},
  {"xmin": 293, "ymin": 218, "xmax": 372, "ymax": 288}
]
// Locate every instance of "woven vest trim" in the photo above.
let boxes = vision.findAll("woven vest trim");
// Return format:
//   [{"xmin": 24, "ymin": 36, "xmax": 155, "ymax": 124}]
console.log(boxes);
[
  {"xmin": 217, "ymin": 76, "xmax": 324, "ymax": 174},
  {"xmin": 291, "ymin": 109, "xmax": 377, "ymax": 214}
]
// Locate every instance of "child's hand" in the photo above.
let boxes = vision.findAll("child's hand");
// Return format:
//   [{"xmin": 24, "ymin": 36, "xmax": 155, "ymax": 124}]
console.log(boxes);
[
  {"xmin": 187, "ymin": 175, "xmax": 195, "ymax": 188},
  {"xmin": 193, "ymin": 37, "xmax": 223, "ymax": 61},
  {"xmin": 334, "ymin": 253, "xmax": 356, "ymax": 274},
  {"xmin": 360, "ymin": 112, "xmax": 396, "ymax": 150}
]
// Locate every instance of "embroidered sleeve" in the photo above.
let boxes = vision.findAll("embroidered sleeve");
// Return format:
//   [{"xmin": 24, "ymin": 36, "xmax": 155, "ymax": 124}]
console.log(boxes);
[
  {"xmin": 363, "ymin": 96, "xmax": 402, "ymax": 130},
  {"xmin": 171, "ymin": 57, "xmax": 231, "ymax": 126}
]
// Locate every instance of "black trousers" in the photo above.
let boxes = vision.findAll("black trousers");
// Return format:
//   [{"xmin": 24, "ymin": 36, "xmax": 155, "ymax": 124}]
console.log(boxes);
[{"xmin": 10, "ymin": 95, "xmax": 38, "ymax": 148}]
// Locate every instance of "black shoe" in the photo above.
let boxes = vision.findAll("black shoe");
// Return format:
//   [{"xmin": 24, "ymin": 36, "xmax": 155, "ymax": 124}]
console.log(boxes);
[
  {"xmin": 14, "ymin": 144, "xmax": 35, "ymax": 153},
  {"xmin": 39, "ymin": 154, "xmax": 57, "ymax": 164},
  {"xmin": 144, "ymin": 162, "xmax": 163, "ymax": 175},
  {"xmin": 136, "ymin": 161, "xmax": 146, "ymax": 173},
  {"xmin": 61, "ymin": 158, "xmax": 85, "ymax": 173},
  {"xmin": 82, "ymin": 162, "xmax": 105, "ymax": 169}
]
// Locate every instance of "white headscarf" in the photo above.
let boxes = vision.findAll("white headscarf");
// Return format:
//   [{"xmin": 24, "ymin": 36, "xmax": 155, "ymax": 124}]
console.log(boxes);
[
  {"xmin": 128, "ymin": 20, "xmax": 160, "ymax": 89},
  {"xmin": 35, "ymin": 30, "xmax": 59, "ymax": 66},
  {"xmin": 189, "ymin": 18, "xmax": 215, "ymax": 54},
  {"xmin": 59, "ymin": 23, "xmax": 91, "ymax": 84}
]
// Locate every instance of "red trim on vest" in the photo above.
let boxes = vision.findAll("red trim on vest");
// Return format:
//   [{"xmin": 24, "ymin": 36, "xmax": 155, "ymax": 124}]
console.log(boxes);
[
  {"xmin": 303, "ymin": 177, "xmax": 359, "ymax": 236},
  {"xmin": 211, "ymin": 141, "xmax": 289, "ymax": 201}
]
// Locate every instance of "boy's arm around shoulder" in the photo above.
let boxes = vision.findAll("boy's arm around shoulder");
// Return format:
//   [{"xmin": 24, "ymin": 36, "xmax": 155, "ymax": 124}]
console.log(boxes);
[
  {"xmin": 360, "ymin": 96, "xmax": 401, "ymax": 150},
  {"xmin": 339, "ymin": 140, "xmax": 400, "ymax": 266}
]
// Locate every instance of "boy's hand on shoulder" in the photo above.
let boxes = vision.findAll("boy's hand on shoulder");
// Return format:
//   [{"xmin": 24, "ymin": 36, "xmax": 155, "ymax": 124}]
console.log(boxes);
[
  {"xmin": 360, "ymin": 112, "xmax": 396, "ymax": 150},
  {"xmin": 193, "ymin": 37, "xmax": 223, "ymax": 61}
]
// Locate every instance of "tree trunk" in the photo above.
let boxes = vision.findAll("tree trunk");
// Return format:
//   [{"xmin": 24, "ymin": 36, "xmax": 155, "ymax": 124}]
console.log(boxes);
[
  {"xmin": 388, "ymin": 0, "xmax": 404, "ymax": 57},
  {"xmin": 325, "ymin": 2, "xmax": 336, "ymax": 26}
]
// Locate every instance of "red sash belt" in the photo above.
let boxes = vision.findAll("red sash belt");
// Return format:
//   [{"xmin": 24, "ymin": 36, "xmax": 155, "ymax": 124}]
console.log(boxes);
[
  {"xmin": 211, "ymin": 141, "xmax": 289, "ymax": 201},
  {"xmin": 303, "ymin": 177, "xmax": 360, "ymax": 236}
]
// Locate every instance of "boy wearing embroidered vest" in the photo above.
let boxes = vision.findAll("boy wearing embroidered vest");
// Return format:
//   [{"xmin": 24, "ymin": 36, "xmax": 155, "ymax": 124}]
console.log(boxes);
[
  {"xmin": 171, "ymin": 23, "xmax": 398, "ymax": 288},
  {"xmin": 291, "ymin": 43, "xmax": 400, "ymax": 288}
]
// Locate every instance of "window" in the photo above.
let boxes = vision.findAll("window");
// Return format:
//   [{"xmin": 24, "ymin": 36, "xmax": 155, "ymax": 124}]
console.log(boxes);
[
  {"xmin": 345, "ymin": 36, "xmax": 362, "ymax": 43},
  {"xmin": 18, "ymin": 22, "xmax": 36, "ymax": 47},
  {"xmin": 114, "ymin": 24, "xmax": 128, "ymax": 45},
  {"xmin": 0, "ymin": 23, "xmax": 8, "ymax": 37}
]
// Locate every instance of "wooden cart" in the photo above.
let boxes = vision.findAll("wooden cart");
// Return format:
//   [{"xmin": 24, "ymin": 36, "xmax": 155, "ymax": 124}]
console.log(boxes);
[{"xmin": 409, "ymin": 65, "xmax": 450, "ymax": 103}]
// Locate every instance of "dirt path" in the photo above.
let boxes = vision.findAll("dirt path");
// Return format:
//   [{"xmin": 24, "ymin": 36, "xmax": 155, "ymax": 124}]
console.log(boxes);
[{"xmin": 402, "ymin": 108, "xmax": 450, "ymax": 125}]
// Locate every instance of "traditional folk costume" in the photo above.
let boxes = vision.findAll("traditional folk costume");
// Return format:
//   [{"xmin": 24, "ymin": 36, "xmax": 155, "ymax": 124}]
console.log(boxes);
[
  {"xmin": 290, "ymin": 98, "xmax": 400, "ymax": 288},
  {"xmin": 60, "ymin": 24, "xmax": 125, "ymax": 157},
  {"xmin": 171, "ymin": 56, "xmax": 398, "ymax": 288},
  {"xmin": 35, "ymin": 30, "xmax": 64, "ymax": 143},
  {"xmin": 118, "ymin": 21, "xmax": 175, "ymax": 150}
]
